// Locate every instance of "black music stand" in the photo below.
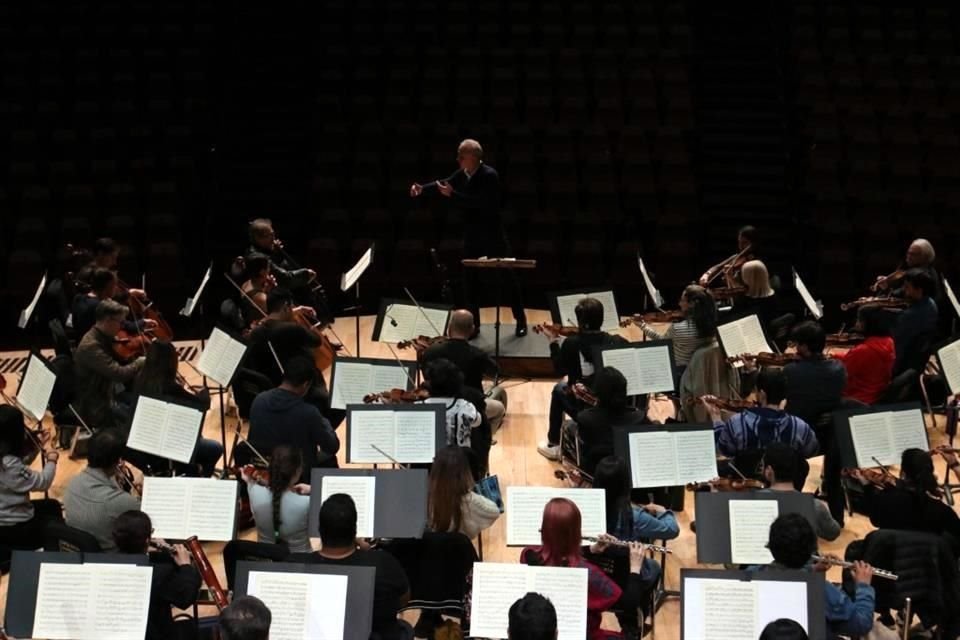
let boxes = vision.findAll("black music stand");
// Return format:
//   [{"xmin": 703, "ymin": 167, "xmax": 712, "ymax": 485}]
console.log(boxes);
[{"xmin": 461, "ymin": 258, "xmax": 536, "ymax": 375}]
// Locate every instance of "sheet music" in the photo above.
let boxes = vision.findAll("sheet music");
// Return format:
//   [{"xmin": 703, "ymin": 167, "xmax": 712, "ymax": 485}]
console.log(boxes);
[
  {"xmin": 637, "ymin": 257, "xmax": 665, "ymax": 308},
  {"xmin": 180, "ymin": 264, "xmax": 212, "ymax": 317},
  {"xmin": 196, "ymin": 327, "xmax": 247, "ymax": 387},
  {"xmin": 628, "ymin": 430, "xmax": 717, "ymax": 488},
  {"xmin": 505, "ymin": 487, "xmax": 606, "ymax": 546},
  {"xmin": 341, "ymin": 245, "xmax": 374, "ymax": 291},
  {"xmin": 348, "ymin": 410, "xmax": 396, "ymax": 463},
  {"xmin": 728, "ymin": 500, "xmax": 779, "ymax": 564},
  {"xmin": 246, "ymin": 570, "xmax": 348, "ymax": 640},
  {"xmin": 685, "ymin": 577, "xmax": 808, "ymax": 640},
  {"xmin": 378, "ymin": 303, "xmax": 449, "ymax": 343},
  {"xmin": 34, "ymin": 563, "xmax": 152, "ymax": 640},
  {"xmin": 141, "ymin": 477, "xmax": 236, "ymax": 540},
  {"xmin": 939, "ymin": 339, "xmax": 960, "ymax": 394},
  {"xmin": 393, "ymin": 410, "xmax": 437, "ymax": 463},
  {"xmin": 555, "ymin": 291, "xmax": 619, "ymax": 331},
  {"xmin": 674, "ymin": 431, "xmax": 720, "ymax": 484},
  {"xmin": 126, "ymin": 396, "xmax": 203, "ymax": 464},
  {"xmin": 793, "ymin": 269, "xmax": 823, "ymax": 319},
  {"xmin": 634, "ymin": 345, "xmax": 675, "ymax": 393},
  {"xmin": 17, "ymin": 272, "xmax": 47, "ymax": 329},
  {"xmin": 718, "ymin": 315, "xmax": 770, "ymax": 358},
  {"xmin": 371, "ymin": 363, "xmax": 412, "ymax": 394},
  {"xmin": 849, "ymin": 413, "xmax": 895, "ymax": 468},
  {"xmin": 888, "ymin": 408, "xmax": 928, "ymax": 460},
  {"xmin": 331, "ymin": 361, "xmax": 374, "ymax": 410},
  {"xmin": 600, "ymin": 348, "xmax": 643, "ymax": 393},
  {"xmin": 945, "ymin": 278, "xmax": 960, "ymax": 321},
  {"xmin": 470, "ymin": 563, "xmax": 588, "ymax": 640},
  {"xmin": 17, "ymin": 354, "xmax": 56, "ymax": 422},
  {"xmin": 321, "ymin": 476, "xmax": 376, "ymax": 538}
]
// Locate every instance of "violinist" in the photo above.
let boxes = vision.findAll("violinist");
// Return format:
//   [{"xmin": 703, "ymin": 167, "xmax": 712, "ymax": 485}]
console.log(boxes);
[
  {"xmin": 705, "ymin": 368, "xmax": 818, "ymax": 476},
  {"xmin": 111, "ymin": 510, "xmax": 202, "ymax": 640},
  {"xmin": 244, "ymin": 218, "xmax": 317, "ymax": 293},
  {"xmin": 70, "ymin": 267, "xmax": 155, "ymax": 341},
  {"xmin": 73, "ymin": 300, "xmax": 146, "ymax": 431},
  {"xmin": 420, "ymin": 358, "xmax": 484, "ymax": 450},
  {"xmin": 536, "ymin": 297, "xmax": 627, "ymax": 462},
  {"xmin": 409, "ymin": 139, "xmax": 528, "ymax": 337},
  {"xmin": 246, "ymin": 356, "xmax": 340, "ymax": 484},
  {"xmin": 63, "ymin": 428, "xmax": 140, "ymax": 551},
  {"xmin": 699, "ymin": 225, "xmax": 757, "ymax": 288},
  {"xmin": 848, "ymin": 448, "xmax": 960, "ymax": 546},
  {"xmin": 421, "ymin": 309, "xmax": 506, "ymax": 434},
  {"xmin": 239, "ymin": 255, "xmax": 275, "ymax": 325},
  {"xmin": 242, "ymin": 445, "xmax": 312, "ymax": 552},
  {"xmin": 0, "ymin": 405, "xmax": 62, "ymax": 550},
  {"xmin": 760, "ymin": 442, "xmax": 840, "ymax": 541},
  {"xmin": 891, "ymin": 268, "xmax": 939, "ymax": 376},
  {"xmin": 872, "ymin": 238, "xmax": 940, "ymax": 300},
  {"xmin": 833, "ymin": 304, "xmax": 895, "ymax": 405},
  {"xmin": 634, "ymin": 285, "xmax": 718, "ymax": 370},
  {"xmin": 782, "ymin": 321, "xmax": 847, "ymax": 427},
  {"xmin": 131, "ymin": 341, "xmax": 223, "ymax": 477}
]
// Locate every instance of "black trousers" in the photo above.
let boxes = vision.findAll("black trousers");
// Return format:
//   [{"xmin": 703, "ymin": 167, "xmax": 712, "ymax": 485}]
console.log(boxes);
[{"xmin": 0, "ymin": 499, "xmax": 63, "ymax": 550}]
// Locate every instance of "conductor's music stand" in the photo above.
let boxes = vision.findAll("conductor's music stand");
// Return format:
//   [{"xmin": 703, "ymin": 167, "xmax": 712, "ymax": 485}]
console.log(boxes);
[{"xmin": 461, "ymin": 258, "xmax": 536, "ymax": 368}]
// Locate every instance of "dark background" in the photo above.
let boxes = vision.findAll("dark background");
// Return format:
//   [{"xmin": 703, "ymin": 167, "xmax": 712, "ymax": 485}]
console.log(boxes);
[{"xmin": 2, "ymin": 0, "xmax": 958, "ymax": 346}]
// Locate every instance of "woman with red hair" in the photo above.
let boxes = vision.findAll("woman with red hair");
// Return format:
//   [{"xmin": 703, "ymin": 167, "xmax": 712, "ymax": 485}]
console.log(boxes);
[{"xmin": 520, "ymin": 497, "xmax": 647, "ymax": 639}]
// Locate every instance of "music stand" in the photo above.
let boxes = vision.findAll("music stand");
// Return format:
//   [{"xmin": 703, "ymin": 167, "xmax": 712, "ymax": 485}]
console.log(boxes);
[{"xmin": 460, "ymin": 258, "xmax": 536, "ymax": 367}]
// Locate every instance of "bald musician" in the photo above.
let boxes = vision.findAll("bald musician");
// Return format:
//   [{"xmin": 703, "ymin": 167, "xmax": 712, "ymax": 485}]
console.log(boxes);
[
  {"xmin": 410, "ymin": 139, "xmax": 527, "ymax": 337},
  {"xmin": 422, "ymin": 309, "xmax": 507, "ymax": 435}
]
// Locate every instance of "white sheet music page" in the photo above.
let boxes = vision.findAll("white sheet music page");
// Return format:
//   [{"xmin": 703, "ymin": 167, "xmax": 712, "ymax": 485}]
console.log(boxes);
[
  {"xmin": 371, "ymin": 363, "xmax": 412, "ymax": 394},
  {"xmin": 469, "ymin": 563, "xmax": 530, "ymax": 639},
  {"xmin": 793, "ymin": 270, "xmax": 823, "ymax": 319},
  {"xmin": 685, "ymin": 578, "xmax": 759, "ymax": 640},
  {"xmin": 505, "ymin": 487, "xmax": 606, "ymax": 546},
  {"xmin": 183, "ymin": 478, "xmax": 237, "ymax": 541},
  {"xmin": 247, "ymin": 570, "xmax": 348, "ymax": 640},
  {"xmin": 180, "ymin": 264, "xmax": 212, "ymax": 317},
  {"xmin": 588, "ymin": 290, "xmax": 620, "ymax": 332},
  {"xmin": 633, "ymin": 345, "xmax": 675, "ymax": 394},
  {"xmin": 529, "ymin": 566, "xmax": 589, "ymax": 640},
  {"xmin": 728, "ymin": 499, "xmax": 779, "ymax": 564},
  {"xmin": 600, "ymin": 348, "xmax": 643, "ymax": 395},
  {"xmin": 944, "ymin": 278, "xmax": 960, "ymax": 321},
  {"xmin": 939, "ymin": 339, "xmax": 960, "ymax": 394},
  {"xmin": 716, "ymin": 320, "xmax": 748, "ymax": 359},
  {"xmin": 887, "ymin": 408, "xmax": 928, "ymax": 458},
  {"xmin": 674, "ymin": 430, "xmax": 720, "ymax": 485},
  {"xmin": 321, "ymin": 476, "xmax": 376, "ymax": 538},
  {"xmin": 555, "ymin": 293, "xmax": 583, "ymax": 329},
  {"xmin": 126, "ymin": 396, "xmax": 171, "ymax": 460},
  {"xmin": 414, "ymin": 306, "xmax": 450, "ymax": 338},
  {"xmin": 17, "ymin": 354, "xmax": 56, "ymax": 422},
  {"xmin": 394, "ymin": 409, "xmax": 437, "ymax": 463},
  {"xmin": 331, "ymin": 361, "xmax": 373, "ymax": 410},
  {"xmin": 17, "ymin": 272, "xmax": 47, "ymax": 329},
  {"xmin": 348, "ymin": 410, "xmax": 396, "ymax": 463},
  {"xmin": 159, "ymin": 403, "xmax": 204, "ymax": 463},
  {"xmin": 628, "ymin": 431, "xmax": 678, "ymax": 488},
  {"xmin": 341, "ymin": 245, "xmax": 374, "ymax": 291},
  {"xmin": 197, "ymin": 327, "xmax": 247, "ymax": 387},
  {"xmin": 849, "ymin": 412, "xmax": 894, "ymax": 468},
  {"xmin": 637, "ymin": 256, "xmax": 665, "ymax": 308},
  {"xmin": 378, "ymin": 303, "xmax": 418, "ymax": 343},
  {"xmin": 86, "ymin": 563, "xmax": 154, "ymax": 639}
]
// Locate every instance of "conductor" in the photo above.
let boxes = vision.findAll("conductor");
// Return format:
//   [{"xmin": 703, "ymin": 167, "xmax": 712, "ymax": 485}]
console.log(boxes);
[{"xmin": 410, "ymin": 139, "xmax": 528, "ymax": 337}]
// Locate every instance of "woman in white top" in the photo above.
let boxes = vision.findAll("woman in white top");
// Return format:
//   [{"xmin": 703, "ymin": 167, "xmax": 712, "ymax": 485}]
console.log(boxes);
[
  {"xmin": 637, "ymin": 284, "xmax": 718, "ymax": 367},
  {"xmin": 422, "ymin": 358, "xmax": 481, "ymax": 447},
  {"xmin": 428, "ymin": 446, "xmax": 499, "ymax": 540},
  {"xmin": 243, "ymin": 445, "xmax": 311, "ymax": 552}
]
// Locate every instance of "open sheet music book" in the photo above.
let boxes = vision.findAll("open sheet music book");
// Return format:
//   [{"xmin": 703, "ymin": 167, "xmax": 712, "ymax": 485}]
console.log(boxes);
[
  {"xmin": 17, "ymin": 272, "xmax": 47, "ymax": 329},
  {"xmin": 375, "ymin": 301, "xmax": 450, "ymax": 343},
  {"xmin": 470, "ymin": 563, "xmax": 588, "ymax": 640},
  {"xmin": 141, "ymin": 477, "xmax": 237, "ymax": 541},
  {"xmin": 627, "ymin": 429, "xmax": 718, "ymax": 488},
  {"xmin": 33, "ymin": 562, "xmax": 153, "ymax": 640},
  {"xmin": 320, "ymin": 476, "xmax": 376, "ymax": 538},
  {"xmin": 848, "ymin": 407, "xmax": 928, "ymax": 468},
  {"xmin": 180, "ymin": 264, "xmax": 212, "ymax": 317},
  {"xmin": 347, "ymin": 406, "xmax": 439, "ymax": 464},
  {"xmin": 246, "ymin": 570, "xmax": 349, "ymax": 640},
  {"xmin": 331, "ymin": 359, "xmax": 414, "ymax": 410},
  {"xmin": 599, "ymin": 342, "xmax": 675, "ymax": 395},
  {"xmin": 505, "ymin": 486, "xmax": 606, "ymax": 546},
  {"xmin": 793, "ymin": 268, "xmax": 823, "ymax": 319},
  {"xmin": 683, "ymin": 574, "xmax": 811, "ymax": 640},
  {"xmin": 717, "ymin": 314, "xmax": 771, "ymax": 360},
  {"xmin": 553, "ymin": 290, "xmax": 620, "ymax": 332},
  {"xmin": 17, "ymin": 354, "xmax": 56, "ymax": 422},
  {"xmin": 196, "ymin": 327, "xmax": 247, "ymax": 387},
  {"xmin": 728, "ymin": 499, "xmax": 778, "ymax": 564},
  {"xmin": 938, "ymin": 338, "xmax": 960, "ymax": 395},
  {"xmin": 126, "ymin": 396, "xmax": 204, "ymax": 464}
]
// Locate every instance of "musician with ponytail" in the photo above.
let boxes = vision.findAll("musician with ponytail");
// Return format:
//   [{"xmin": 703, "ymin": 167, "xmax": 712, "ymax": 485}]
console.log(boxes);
[
  {"xmin": 636, "ymin": 284, "xmax": 718, "ymax": 369},
  {"xmin": 243, "ymin": 445, "xmax": 311, "ymax": 552}
]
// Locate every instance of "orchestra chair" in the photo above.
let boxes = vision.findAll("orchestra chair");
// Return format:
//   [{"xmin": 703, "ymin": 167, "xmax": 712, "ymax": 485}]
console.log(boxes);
[
  {"xmin": 919, "ymin": 360, "xmax": 950, "ymax": 430},
  {"xmin": 222, "ymin": 539, "xmax": 291, "ymax": 592},
  {"xmin": 879, "ymin": 367, "xmax": 921, "ymax": 405},
  {"xmin": 218, "ymin": 298, "xmax": 246, "ymax": 335},
  {"xmin": 558, "ymin": 419, "xmax": 595, "ymax": 487},
  {"xmin": 42, "ymin": 520, "xmax": 102, "ymax": 553},
  {"xmin": 582, "ymin": 544, "xmax": 658, "ymax": 639}
]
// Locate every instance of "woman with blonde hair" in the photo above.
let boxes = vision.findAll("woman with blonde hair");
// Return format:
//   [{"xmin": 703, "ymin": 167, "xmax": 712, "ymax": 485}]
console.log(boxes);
[{"xmin": 732, "ymin": 259, "xmax": 779, "ymax": 331}]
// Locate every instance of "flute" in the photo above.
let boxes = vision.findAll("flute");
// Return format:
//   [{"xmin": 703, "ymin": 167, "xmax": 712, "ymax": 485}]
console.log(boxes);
[
  {"xmin": 582, "ymin": 536, "xmax": 673, "ymax": 554},
  {"xmin": 810, "ymin": 554, "xmax": 898, "ymax": 581}
]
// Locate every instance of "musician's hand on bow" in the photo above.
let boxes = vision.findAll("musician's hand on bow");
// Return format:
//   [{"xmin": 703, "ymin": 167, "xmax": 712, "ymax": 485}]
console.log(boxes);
[
  {"xmin": 142, "ymin": 319, "xmax": 158, "ymax": 331},
  {"xmin": 813, "ymin": 554, "xmax": 840, "ymax": 573},
  {"xmin": 409, "ymin": 183, "xmax": 423, "ymax": 197},
  {"xmin": 44, "ymin": 450, "xmax": 59, "ymax": 464},
  {"xmin": 590, "ymin": 533, "xmax": 616, "ymax": 554},
  {"xmin": 128, "ymin": 288, "xmax": 148, "ymax": 302},
  {"xmin": 355, "ymin": 538, "xmax": 372, "ymax": 551},
  {"xmin": 437, "ymin": 181, "xmax": 453, "ymax": 197},
  {"xmin": 871, "ymin": 275, "xmax": 889, "ymax": 292},
  {"xmin": 305, "ymin": 268, "xmax": 317, "ymax": 282},
  {"xmin": 294, "ymin": 305, "xmax": 317, "ymax": 320},
  {"xmin": 538, "ymin": 324, "xmax": 560, "ymax": 341},
  {"xmin": 699, "ymin": 395, "xmax": 723, "ymax": 422},
  {"xmin": 846, "ymin": 468, "xmax": 870, "ymax": 486},
  {"xmin": 936, "ymin": 447, "xmax": 960, "ymax": 468},
  {"xmin": 272, "ymin": 238, "xmax": 285, "ymax": 252},
  {"xmin": 852, "ymin": 560, "xmax": 874, "ymax": 585}
]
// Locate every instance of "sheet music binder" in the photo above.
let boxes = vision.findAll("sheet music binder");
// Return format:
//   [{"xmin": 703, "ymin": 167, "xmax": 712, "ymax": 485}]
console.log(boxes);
[
  {"xmin": 330, "ymin": 356, "xmax": 418, "ymax": 410},
  {"xmin": 693, "ymin": 491, "xmax": 817, "ymax": 564},
  {"xmin": 612, "ymin": 423, "xmax": 718, "ymax": 489},
  {"xmin": 307, "ymin": 468, "xmax": 429, "ymax": 538},
  {"xmin": 345, "ymin": 403, "xmax": 446, "ymax": 464},
  {"xmin": 235, "ymin": 561, "xmax": 376, "ymax": 640},
  {"xmin": 548, "ymin": 287, "xmax": 621, "ymax": 332},
  {"xmin": 596, "ymin": 339, "xmax": 677, "ymax": 395},
  {"xmin": 371, "ymin": 297, "xmax": 452, "ymax": 343}
]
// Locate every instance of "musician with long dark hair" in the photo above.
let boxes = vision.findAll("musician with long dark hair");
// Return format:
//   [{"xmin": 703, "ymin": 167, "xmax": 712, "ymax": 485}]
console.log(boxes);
[
  {"xmin": 570, "ymin": 367, "xmax": 648, "ymax": 475},
  {"xmin": 0, "ymin": 406, "xmax": 62, "ymax": 550},
  {"xmin": 427, "ymin": 446, "xmax": 499, "ymax": 540},
  {"xmin": 636, "ymin": 285, "xmax": 718, "ymax": 368},
  {"xmin": 243, "ymin": 445, "xmax": 311, "ymax": 552}
]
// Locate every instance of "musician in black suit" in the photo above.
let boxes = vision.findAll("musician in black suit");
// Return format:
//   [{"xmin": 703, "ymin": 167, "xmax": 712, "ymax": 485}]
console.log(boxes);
[{"xmin": 410, "ymin": 139, "xmax": 528, "ymax": 337}]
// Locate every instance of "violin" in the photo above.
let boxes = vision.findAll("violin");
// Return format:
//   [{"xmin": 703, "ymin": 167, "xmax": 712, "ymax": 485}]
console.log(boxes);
[
  {"xmin": 113, "ymin": 331, "xmax": 155, "ymax": 362},
  {"xmin": 870, "ymin": 267, "xmax": 906, "ymax": 293},
  {"xmin": 236, "ymin": 464, "xmax": 271, "ymax": 486},
  {"xmin": 115, "ymin": 462, "xmax": 141, "ymax": 495},
  {"xmin": 699, "ymin": 244, "xmax": 754, "ymax": 287},
  {"xmin": 363, "ymin": 388, "xmax": 430, "ymax": 404},
  {"xmin": 842, "ymin": 467, "xmax": 899, "ymax": 489},
  {"xmin": 686, "ymin": 477, "xmax": 765, "ymax": 492},
  {"xmin": 694, "ymin": 395, "xmax": 757, "ymax": 412},
  {"xmin": 532, "ymin": 323, "xmax": 579, "ymax": 337},
  {"xmin": 569, "ymin": 383, "xmax": 598, "ymax": 407},
  {"xmin": 707, "ymin": 285, "xmax": 747, "ymax": 299},
  {"xmin": 727, "ymin": 352, "xmax": 800, "ymax": 367},
  {"xmin": 825, "ymin": 332, "xmax": 865, "ymax": 347},
  {"xmin": 840, "ymin": 296, "xmax": 908, "ymax": 312},
  {"xmin": 397, "ymin": 335, "xmax": 446, "ymax": 352},
  {"xmin": 619, "ymin": 310, "xmax": 685, "ymax": 327}
]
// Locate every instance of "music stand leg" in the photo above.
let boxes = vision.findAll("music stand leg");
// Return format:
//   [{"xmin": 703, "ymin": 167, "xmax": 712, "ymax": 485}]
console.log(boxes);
[
  {"xmin": 354, "ymin": 282, "xmax": 361, "ymax": 358},
  {"xmin": 217, "ymin": 385, "xmax": 228, "ymax": 476}
]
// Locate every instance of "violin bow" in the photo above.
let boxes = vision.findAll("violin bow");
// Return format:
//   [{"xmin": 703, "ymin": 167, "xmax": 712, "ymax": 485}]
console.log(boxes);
[
  {"xmin": 726, "ymin": 461, "xmax": 749, "ymax": 481},
  {"xmin": 266, "ymin": 340, "xmax": 285, "ymax": 377},
  {"xmin": 383, "ymin": 343, "xmax": 419, "ymax": 390},
  {"xmin": 371, "ymin": 443, "xmax": 409, "ymax": 469},
  {"xmin": 224, "ymin": 272, "xmax": 267, "ymax": 319}
]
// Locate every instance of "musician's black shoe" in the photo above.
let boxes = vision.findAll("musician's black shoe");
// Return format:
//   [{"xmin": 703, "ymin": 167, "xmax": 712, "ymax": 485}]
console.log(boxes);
[{"xmin": 469, "ymin": 327, "xmax": 480, "ymax": 340}]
